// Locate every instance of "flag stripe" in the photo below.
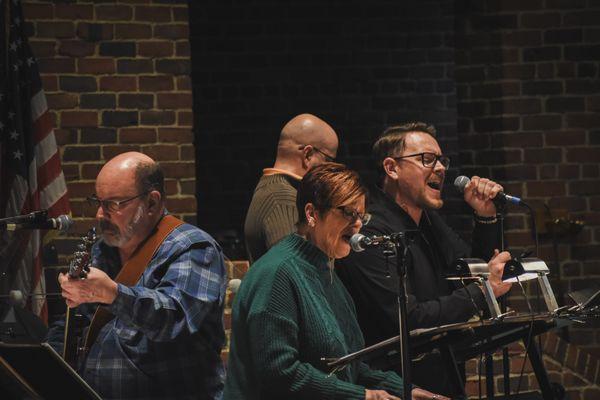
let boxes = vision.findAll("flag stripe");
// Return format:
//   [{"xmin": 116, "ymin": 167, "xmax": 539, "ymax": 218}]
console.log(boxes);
[
  {"xmin": 36, "ymin": 152, "xmax": 63, "ymax": 194},
  {"xmin": 40, "ymin": 172, "xmax": 68, "ymax": 211},
  {"xmin": 8, "ymin": 175, "xmax": 29, "ymax": 217},
  {"xmin": 32, "ymin": 110, "xmax": 53, "ymax": 144},
  {"xmin": 35, "ymin": 125, "xmax": 59, "ymax": 166},
  {"xmin": 30, "ymin": 89, "xmax": 48, "ymax": 122},
  {"xmin": 46, "ymin": 193, "xmax": 70, "ymax": 219}
]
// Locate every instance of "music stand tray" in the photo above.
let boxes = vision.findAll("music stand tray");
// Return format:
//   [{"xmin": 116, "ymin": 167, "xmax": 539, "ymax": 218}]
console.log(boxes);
[
  {"xmin": 0, "ymin": 342, "xmax": 101, "ymax": 400},
  {"xmin": 327, "ymin": 314, "xmax": 559, "ymax": 369}
]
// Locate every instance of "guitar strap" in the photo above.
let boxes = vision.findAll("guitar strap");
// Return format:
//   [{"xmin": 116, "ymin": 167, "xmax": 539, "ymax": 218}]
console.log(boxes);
[{"xmin": 83, "ymin": 214, "xmax": 184, "ymax": 352}]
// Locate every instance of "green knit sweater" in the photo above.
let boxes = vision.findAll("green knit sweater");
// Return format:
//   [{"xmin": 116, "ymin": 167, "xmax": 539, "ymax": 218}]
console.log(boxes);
[{"xmin": 223, "ymin": 234, "xmax": 405, "ymax": 400}]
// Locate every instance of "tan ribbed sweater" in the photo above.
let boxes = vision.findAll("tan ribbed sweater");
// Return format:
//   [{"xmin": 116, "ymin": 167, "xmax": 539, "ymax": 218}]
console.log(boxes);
[{"xmin": 244, "ymin": 174, "xmax": 299, "ymax": 263}]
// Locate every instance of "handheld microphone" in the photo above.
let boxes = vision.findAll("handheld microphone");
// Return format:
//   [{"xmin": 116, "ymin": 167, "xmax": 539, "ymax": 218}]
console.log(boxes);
[
  {"xmin": 453, "ymin": 175, "xmax": 522, "ymax": 206},
  {"xmin": 1, "ymin": 214, "xmax": 73, "ymax": 232}
]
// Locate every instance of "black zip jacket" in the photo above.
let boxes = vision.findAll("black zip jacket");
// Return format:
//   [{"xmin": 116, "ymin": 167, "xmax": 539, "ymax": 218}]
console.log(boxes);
[{"xmin": 336, "ymin": 187, "xmax": 502, "ymax": 396}]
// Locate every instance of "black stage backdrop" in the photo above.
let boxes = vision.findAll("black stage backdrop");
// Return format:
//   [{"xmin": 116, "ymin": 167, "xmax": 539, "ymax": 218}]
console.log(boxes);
[{"xmin": 188, "ymin": 0, "xmax": 458, "ymax": 246}]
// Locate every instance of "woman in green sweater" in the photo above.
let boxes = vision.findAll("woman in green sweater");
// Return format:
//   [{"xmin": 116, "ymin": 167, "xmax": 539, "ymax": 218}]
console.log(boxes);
[{"xmin": 224, "ymin": 163, "xmax": 445, "ymax": 400}]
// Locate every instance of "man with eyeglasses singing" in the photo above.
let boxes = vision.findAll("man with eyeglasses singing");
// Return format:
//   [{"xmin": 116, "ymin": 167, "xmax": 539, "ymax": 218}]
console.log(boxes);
[
  {"xmin": 244, "ymin": 113, "xmax": 338, "ymax": 263},
  {"xmin": 46, "ymin": 152, "xmax": 227, "ymax": 400},
  {"xmin": 337, "ymin": 122, "xmax": 512, "ymax": 398}
]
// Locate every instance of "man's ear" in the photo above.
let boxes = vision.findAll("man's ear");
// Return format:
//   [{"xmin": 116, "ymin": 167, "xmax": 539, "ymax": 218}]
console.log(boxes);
[
  {"xmin": 382, "ymin": 157, "xmax": 399, "ymax": 179},
  {"xmin": 301, "ymin": 145, "xmax": 313, "ymax": 169},
  {"xmin": 147, "ymin": 190, "xmax": 162, "ymax": 214}
]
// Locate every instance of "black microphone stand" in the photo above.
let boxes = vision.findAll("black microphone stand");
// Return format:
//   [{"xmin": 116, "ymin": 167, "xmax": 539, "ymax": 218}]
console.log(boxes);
[
  {"xmin": 0, "ymin": 210, "xmax": 48, "ymax": 229},
  {"xmin": 385, "ymin": 232, "xmax": 413, "ymax": 398}
]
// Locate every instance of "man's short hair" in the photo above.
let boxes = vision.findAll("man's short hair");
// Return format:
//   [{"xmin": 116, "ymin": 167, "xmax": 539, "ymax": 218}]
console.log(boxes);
[
  {"xmin": 372, "ymin": 121, "xmax": 437, "ymax": 176},
  {"xmin": 136, "ymin": 162, "xmax": 165, "ymax": 197}
]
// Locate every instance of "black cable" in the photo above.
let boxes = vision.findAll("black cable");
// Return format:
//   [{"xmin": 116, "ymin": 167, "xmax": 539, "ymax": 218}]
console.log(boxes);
[
  {"xmin": 543, "ymin": 203, "xmax": 570, "ymax": 341},
  {"xmin": 456, "ymin": 277, "xmax": 486, "ymax": 398},
  {"xmin": 497, "ymin": 204, "xmax": 511, "ymax": 398},
  {"xmin": 515, "ymin": 275, "xmax": 536, "ymax": 395},
  {"xmin": 478, "ymin": 352, "xmax": 483, "ymax": 400},
  {"xmin": 522, "ymin": 201, "xmax": 545, "ymax": 356},
  {"xmin": 459, "ymin": 278, "xmax": 485, "ymax": 322},
  {"xmin": 521, "ymin": 201, "xmax": 545, "ymax": 360},
  {"xmin": 515, "ymin": 318, "xmax": 535, "ymax": 395},
  {"xmin": 521, "ymin": 201, "xmax": 539, "ymax": 258}
]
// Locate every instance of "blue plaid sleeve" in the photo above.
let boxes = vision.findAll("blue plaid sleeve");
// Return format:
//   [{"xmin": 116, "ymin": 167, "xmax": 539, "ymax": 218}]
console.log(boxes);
[{"xmin": 107, "ymin": 236, "xmax": 226, "ymax": 342}]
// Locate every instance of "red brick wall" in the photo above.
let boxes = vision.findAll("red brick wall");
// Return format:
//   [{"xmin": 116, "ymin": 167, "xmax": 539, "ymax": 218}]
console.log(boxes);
[
  {"xmin": 464, "ymin": 333, "xmax": 600, "ymax": 399},
  {"xmin": 456, "ymin": 1, "xmax": 600, "ymax": 397},
  {"xmin": 455, "ymin": 0, "xmax": 600, "ymax": 361},
  {"xmin": 23, "ymin": 0, "xmax": 196, "ymax": 259}
]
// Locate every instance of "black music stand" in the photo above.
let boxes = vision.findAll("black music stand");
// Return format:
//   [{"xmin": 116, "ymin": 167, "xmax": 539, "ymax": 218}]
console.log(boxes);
[
  {"xmin": 0, "ymin": 354, "xmax": 41, "ymax": 399},
  {"xmin": 327, "ymin": 314, "xmax": 565, "ymax": 399},
  {"xmin": 0, "ymin": 342, "xmax": 101, "ymax": 400},
  {"xmin": 568, "ymin": 283, "xmax": 600, "ymax": 310}
]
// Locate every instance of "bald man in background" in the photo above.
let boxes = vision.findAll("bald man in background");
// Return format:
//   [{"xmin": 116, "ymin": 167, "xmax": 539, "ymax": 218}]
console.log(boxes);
[{"xmin": 244, "ymin": 113, "xmax": 339, "ymax": 263}]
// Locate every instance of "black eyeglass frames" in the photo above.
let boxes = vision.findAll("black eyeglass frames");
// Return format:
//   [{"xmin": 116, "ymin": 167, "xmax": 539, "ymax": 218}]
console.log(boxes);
[
  {"xmin": 336, "ymin": 207, "xmax": 371, "ymax": 225},
  {"xmin": 299, "ymin": 144, "xmax": 336, "ymax": 163},
  {"xmin": 393, "ymin": 152, "xmax": 450, "ymax": 169},
  {"xmin": 87, "ymin": 191, "xmax": 149, "ymax": 213}
]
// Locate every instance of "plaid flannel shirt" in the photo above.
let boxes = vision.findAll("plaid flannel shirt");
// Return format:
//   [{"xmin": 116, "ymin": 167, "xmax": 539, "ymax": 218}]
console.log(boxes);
[{"xmin": 47, "ymin": 221, "xmax": 227, "ymax": 400}]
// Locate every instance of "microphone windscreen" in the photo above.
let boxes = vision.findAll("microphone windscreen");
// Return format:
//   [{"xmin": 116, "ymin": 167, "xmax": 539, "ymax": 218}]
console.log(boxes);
[
  {"xmin": 349, "ymin": 233, "xmax": 366, "ymax": 252},
  {"xmin": 228, "ymin": 279, "xmax": 242, "ymax": 294},
  {"xmin": 454, "ymin": 175, "xmax": 470, "ymax": 193},
  {"xmin": 9, "ymin": 290, "xmax": 24, "ymax": 306},
  {"xmin": 56, "ymin": 214, "xmax": 74, "ymax": 232}
]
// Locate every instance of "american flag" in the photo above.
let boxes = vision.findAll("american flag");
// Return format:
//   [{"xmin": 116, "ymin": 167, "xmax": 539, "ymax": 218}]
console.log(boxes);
[{"xmin": 0, "ymin": 0, "xmax": 70, "ymax": 321}]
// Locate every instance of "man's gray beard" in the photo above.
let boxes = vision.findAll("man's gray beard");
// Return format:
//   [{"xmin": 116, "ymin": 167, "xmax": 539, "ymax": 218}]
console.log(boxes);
[{"xmin": 102, "ymin": 205, "xmax": 145, "ymax": 247}]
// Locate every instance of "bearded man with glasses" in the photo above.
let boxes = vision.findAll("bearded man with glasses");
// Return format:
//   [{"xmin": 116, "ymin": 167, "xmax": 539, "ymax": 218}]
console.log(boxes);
[
  {"xmin": 337, "ymin": 122, "xmax": 512, "ymax": 398},
  {"xmin": 46, "ymin": 152, "xmax": 227, "ymax": 400}
]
